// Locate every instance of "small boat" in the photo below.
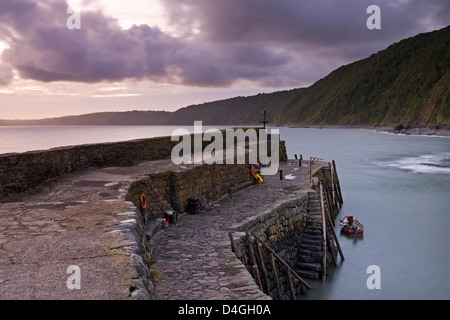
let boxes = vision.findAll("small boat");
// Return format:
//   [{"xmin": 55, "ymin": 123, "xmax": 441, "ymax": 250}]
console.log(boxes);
[{"xmin": 339, "ymin": 215, "xmax": 364, "ymax": 237}]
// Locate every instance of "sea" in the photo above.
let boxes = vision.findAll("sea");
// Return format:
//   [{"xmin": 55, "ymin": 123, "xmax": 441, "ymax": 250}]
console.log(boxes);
[{"xmin": 1, "ymin": 125, "xmax": 449, "ymax": 300}]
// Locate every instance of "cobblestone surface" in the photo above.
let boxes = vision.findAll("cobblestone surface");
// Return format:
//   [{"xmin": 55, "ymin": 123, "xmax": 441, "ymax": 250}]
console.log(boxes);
[
  {"xmin": 150, "ymin": 160, "xmax": 314, "ymax": 300},
  {"xmin": 0, "ymin": 158, "xmax": 318, "ymax": 300},
  {"xmin": 0, "ymin": 160, "xmax": 187, "ymax": 300}
]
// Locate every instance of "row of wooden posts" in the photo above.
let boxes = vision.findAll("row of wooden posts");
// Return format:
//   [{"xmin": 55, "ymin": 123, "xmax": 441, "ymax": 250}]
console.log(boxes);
[
  {"xmin": 317, "ymin": 160, "xmax": 345, "ymax": 280},
  {"xmin": 230, "ymin": 157, "xmax": 345, "ymax": 299},
  {"xmin": 323, "ymin": 160, "xmax": 344, "ymax": 219},
  {"xmin": 279, "ymin": 154, "xmax": 304, "ymax": 180},
  {"xmin": 294, "ymin": 154, "xmax": 344, "ymax": 220},
  {"xmin": 231, "ymin": 227, "xmax": 312, "ymax": 300}
]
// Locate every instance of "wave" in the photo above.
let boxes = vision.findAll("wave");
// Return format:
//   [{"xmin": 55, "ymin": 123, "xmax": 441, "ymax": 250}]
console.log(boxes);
[
  {"xmin": 373, "ymin": 130, "xmax": 450, "ymax": 139},
  {"xmin": 380, "ymin": 152, "xmax": 450, "ymax": 174}
]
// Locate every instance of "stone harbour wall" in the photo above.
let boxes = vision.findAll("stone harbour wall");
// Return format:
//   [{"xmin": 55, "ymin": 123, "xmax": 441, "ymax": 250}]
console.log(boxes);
[
  {"xmin": 127, "ymin": 171, "xmax": 173, "ymax": 221},
  {"xmin": 106, "ymin": 200, "xmax": 157, "ymax": 300},
  {"xmin": 169, "ymin": 163, "xmax": 253, "ymax": 212},
  {"xmin": 231, "ymin": 193, "xmax": 309, "ymax": 300},
  {"xmin": 0, "ymin": 130, "xmax": 287, "ymax": 201},
  {"xmin": 122, "ymin": 163, "xmax": 263, "ymax": 299},
  {"xmin": 0, "ymin": 136, "xmax": 178, "ymax": 199},
  {"xmin": 0, "ymin": 129, "xmax": 288, "ymax": 300},
  {"xmin": 126, "ymin": 162, "xmax": 253, "ymax": 220}
]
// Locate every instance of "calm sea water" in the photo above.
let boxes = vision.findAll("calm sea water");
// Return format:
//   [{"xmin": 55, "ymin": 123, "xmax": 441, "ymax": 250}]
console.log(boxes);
[
  {"xmin": 1, "ymin": 125, "xmax": 449, "ymax": 299},
  {"xmin": 278, "ymin": 128, "xmax": 450, "ymax": 300},
  {"xmin": 0, "ymin": 125, "xmax": 237, "ymax": 154}
]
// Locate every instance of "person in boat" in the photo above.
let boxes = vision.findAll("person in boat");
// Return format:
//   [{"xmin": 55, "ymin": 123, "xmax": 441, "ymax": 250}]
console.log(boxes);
[
  {"xmin": 346, "ymin": 216, "xmax": 359, "ymax": 235},
  {"xmin": 346, "ymin": 216, "xmax": 354, "ymax": 226}
]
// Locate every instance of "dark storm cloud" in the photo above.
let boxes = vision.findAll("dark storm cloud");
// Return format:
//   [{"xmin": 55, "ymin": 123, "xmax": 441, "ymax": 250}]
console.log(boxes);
[
  {"xmin": 0, "ymin": 0, "xmax": 184, "ymax": 83},
  {"xmin": 163, "ymin": 0, "xmax": 449, "ymax": 43},
  {"xmin": 0, "ymin": 0, "xmax": 448, "ymax": 87},
  {"xmin": 161, "ymin": 0, "xmax": 449, "ymax": 60}
]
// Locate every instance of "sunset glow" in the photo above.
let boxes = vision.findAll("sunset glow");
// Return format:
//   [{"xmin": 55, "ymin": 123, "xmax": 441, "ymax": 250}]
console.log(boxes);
[{"xmin": 0, "ymin": 0, "xmax": 448, "ymax": 120}]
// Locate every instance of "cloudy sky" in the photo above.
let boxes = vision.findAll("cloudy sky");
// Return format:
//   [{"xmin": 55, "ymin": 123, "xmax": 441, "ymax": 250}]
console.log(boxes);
[{"xmin": 0, "ymin": 0, "xmax": 448, "ymax": 120}]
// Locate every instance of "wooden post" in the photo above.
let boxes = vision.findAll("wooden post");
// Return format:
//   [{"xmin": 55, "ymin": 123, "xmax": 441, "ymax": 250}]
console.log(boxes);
[
  {"xmin": 253, "ymin": 236, "xmax": 312, "ymax": 289},
  {"xmin": 245, "ymin": 227, "xmax": 262, "ymax": 291},
  {"xmin": 326, "ymin": 171, "xmax": 337, "ymax": 219},
  {"xmin": 270, "ymin": 253, "xmax": 281, "ymax": 300},
  {"xmin": 325, "ymin": 221, "xmax": 337, "ymax": 266},
  {"xmin": 324, "ymin": 207, "xmax": 345, "ymax": 261},
  {"xmin": 319, "ymin": 182, "xmax": 327, "ymax": 281},
  {"xmin": 252, "ymin": 265, "xmax": 262, "ymax": 290},
  {"xmin": 287, "ymin": 269, "xmax": 296, "ymax": 300},
  {"xmin": 320, "ymin": 178, "xmax": 331, "ymax": 223},
  {"xmin": 328, "ymin": 162, "xmax": 337, "ymax": 211},
  {"xmin": 256, "ymin": 242, "xmax": 270, "ymax": 295},
  {"xmin": 309, "ymin": 159, "xmax": 312, "ymax": 183},
  {"xmin": 322, "ymin": 168, "xmax": 336, "ymax": 219},
  {"xmin": 332, "ymin": 160, "xmax": 343, "ymax": 205},
  {"xmin": 327, "ymin": 238, "xmax": 337, "ymax": 266},
  {"xmin": 326, "ymin": 180, "xmax": 336, "ymax": 220},
  {"xmin": 280, "ymin": 170, "xmax": 283, "ymax": 180},
  {"xmin": 319, "ymin": 172, "xmax": 335, "ymax": 225}
]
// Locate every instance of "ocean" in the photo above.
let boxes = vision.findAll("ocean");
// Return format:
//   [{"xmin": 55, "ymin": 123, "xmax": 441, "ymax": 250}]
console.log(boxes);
[
  {"xmin": 278, "ymin": 127, "xmax": 450, "ymax": 300},
  {"xmin": 0, "ymin": 125, "xmax": 236, "ymax": 154},
  {"xmin": 1, "ymin": 125, "xmax": 449, "ymax": 299}
]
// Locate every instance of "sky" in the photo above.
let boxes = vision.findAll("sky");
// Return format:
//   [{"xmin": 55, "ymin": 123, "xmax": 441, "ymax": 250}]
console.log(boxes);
[{"xmin": 0, "ymin": 0, "xmax": 449, "ymax": 120}]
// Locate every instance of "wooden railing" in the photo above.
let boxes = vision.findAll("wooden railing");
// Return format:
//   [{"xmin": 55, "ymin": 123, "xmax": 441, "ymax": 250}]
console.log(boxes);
[{"xmin": 242, "ymin": 226, "xmax": 312, "ymax": 300}]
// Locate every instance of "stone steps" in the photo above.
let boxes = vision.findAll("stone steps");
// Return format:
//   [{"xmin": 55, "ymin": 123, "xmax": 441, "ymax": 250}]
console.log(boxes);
[
  {"xmin": 299, "ymin": 255, "xmax": 318, "ymax": 263},
  {"xmin": 299, "ymin": 243, "xmax": 322, "ymax": 252},
  {"xmin": 294, "ymin": 263, "xmax": 322, "ymax": 280},
  {"xmin": 302, "ymin": 233, "xmax": 322, "ymax": 241},
  {"xmin": 296, "ymin": 270, "xmax": 320, "ymax": 280},
  {"xmin": 298, "ymin": 188, "xmax": 340, "ymax": 281},
  {"xmin": 295, "ymin": 262, "xmax": 321, "ymax": 272},
  {"xmin": 301, "ymin": 238, "xmax": 322, "ymax": 246},
  {"xmin": 308, "ymin": 209, "xmax": 321, "ymax": 215},
  {"xmin": 296, "ymin": 191, "xmax": 324, "ymax": 279},
  {"xmin": 309, "ymin": 217, "xmax": 322, "ymax": 224}
]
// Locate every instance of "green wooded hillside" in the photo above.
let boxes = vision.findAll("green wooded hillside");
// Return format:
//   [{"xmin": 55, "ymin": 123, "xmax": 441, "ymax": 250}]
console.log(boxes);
[
  {"xmin": 2, "ymin": 26, "xmax": 449, "ymax": 129},
  {"xmin": 0, "ymin": 110, "xmax": 172, "ymax": 126},
  {"xmin": 277, "ymin": 25, "xmax": 450, "ymax": 128},
  {"xmin": 166, "ymin": 89, "xmax": 300, "ymax": 125},
  {"xmin": 169, "ymin": 25, "xmax": 449, "ymax": 128}
]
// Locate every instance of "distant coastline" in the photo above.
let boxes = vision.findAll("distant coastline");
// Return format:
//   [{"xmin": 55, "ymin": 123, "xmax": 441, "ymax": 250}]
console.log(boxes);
[
  {"xmin": 276, "ymin": 124, "xmax": 450, "ymax": 137},
  {"xmin": 2, "ymin": 117, "xmax": 448, "ymax": 137}
]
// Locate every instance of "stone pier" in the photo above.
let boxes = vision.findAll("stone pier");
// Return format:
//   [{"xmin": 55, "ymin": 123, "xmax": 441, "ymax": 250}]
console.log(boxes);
[{"xmin": 0, "ymin": 132, "xmax": 340, "ymax": 300}]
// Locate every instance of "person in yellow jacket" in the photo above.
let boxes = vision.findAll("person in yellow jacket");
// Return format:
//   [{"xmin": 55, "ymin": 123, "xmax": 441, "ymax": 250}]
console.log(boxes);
[{"xmin": 250, "ymin": 163, "xmax": 263, "ymax": 184}]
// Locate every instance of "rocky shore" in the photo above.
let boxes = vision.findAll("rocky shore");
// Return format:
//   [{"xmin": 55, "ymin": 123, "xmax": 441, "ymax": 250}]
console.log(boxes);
[
  {"xmin": 387, "ymin": 126, "xmax": 450, "ymax": 137},
  {"xmin": 278, "ymin": 124, "xmax": 450, "ymax": 137}
]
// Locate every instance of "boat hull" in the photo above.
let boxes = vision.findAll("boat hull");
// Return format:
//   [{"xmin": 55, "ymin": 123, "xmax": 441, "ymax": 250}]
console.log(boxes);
[{"xmin": 340, "ymin": 216, "xmax": 364, "ymax": 236}]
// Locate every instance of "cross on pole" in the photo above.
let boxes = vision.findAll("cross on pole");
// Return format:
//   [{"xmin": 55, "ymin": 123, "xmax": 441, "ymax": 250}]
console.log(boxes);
[{"xmin": 260, "ymin": 110, "xmax": 270, "ymax": 129}]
